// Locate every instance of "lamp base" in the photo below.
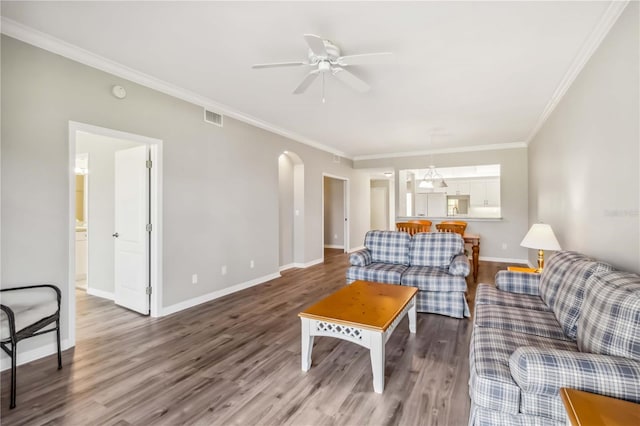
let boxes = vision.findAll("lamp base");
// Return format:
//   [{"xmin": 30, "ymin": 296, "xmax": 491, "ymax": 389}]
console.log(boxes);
[{"xmin": 536, "ymin": 249, "xmax": 545, "ymax": 273}]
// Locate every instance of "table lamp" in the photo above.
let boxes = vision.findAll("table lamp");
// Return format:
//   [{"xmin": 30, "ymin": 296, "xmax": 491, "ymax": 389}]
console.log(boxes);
[{"xmin": 520, "ymin": 223, "xmax": 561, "ymax": 272}]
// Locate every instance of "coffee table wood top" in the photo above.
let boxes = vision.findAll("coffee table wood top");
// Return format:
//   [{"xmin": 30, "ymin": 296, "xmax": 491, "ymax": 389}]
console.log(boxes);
[{"xmin": 298, "ymin": 280, "xmax": 418, "ymax": 332}]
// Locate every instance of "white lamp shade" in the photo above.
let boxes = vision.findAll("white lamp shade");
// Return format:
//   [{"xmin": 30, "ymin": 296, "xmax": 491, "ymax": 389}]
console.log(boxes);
[{"xmin": 520, "ymin": 224, "xmax": 561, "ymax": 250}]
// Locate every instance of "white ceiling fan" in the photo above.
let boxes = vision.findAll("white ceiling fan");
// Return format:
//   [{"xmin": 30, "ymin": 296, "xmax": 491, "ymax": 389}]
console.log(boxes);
[{"xmin": 252, "ymin": 34, "xmax": 393, "ymax": 101}]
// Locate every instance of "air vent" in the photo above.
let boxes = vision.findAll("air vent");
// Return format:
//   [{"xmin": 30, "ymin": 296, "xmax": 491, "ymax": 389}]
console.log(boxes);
[
  {"xmin": 204, "ymin": 108, "xmax": 223, "ymax": 127},
  {"xmin": 332, "ymin": 155, "xmax": 341, "ymax": 164}
]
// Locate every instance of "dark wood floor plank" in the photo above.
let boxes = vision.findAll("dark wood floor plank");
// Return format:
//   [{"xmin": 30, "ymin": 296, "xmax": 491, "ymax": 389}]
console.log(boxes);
[{"xmin": 1, "ymin": 250, "xmax": 514, "ymax": 425}]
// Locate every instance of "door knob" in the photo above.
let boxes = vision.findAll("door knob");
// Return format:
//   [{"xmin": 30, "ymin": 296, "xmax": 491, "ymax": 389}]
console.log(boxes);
[{"xmin": 112, "ymin": 232, "xmax": 119, "ymax": 238}]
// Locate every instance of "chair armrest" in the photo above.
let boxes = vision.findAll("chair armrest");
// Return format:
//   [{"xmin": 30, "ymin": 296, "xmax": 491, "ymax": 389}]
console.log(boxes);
[
  {"xmin": 495, "ymin": 271, "xmax": 541, "ymax": 295},
  {"xmin": 349, "ymin": 249, "xmax": 372, "ymax": 267},
  {"xmin": 448, "ymin": 253, "xmax": 470, "ymax": 277},
  {"xmin": 509, "ymin": 346, "xmax": 640, "ymax": 402}
]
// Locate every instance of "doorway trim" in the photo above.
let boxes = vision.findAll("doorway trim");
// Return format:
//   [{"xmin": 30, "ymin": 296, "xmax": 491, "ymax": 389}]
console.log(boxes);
[
  {"xmin": 321, "ymin": 173, "xmax": 349, "ymax": 260},
  {"xmin": 67, "ymin": 121, "xmax": 163, "ymax": 347}
]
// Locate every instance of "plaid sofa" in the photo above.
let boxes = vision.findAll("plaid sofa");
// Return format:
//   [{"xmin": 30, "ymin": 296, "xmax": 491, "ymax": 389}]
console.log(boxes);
[
  {"xmin": 469, "ymin": 251, "xmax": 640, "ymax": 425},
  {"xmin": 346, "ymin": 230, "xmax": 470, "ymax": 318}
]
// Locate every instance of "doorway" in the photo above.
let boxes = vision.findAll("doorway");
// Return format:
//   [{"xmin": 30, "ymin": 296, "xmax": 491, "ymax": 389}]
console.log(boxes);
[
  {"xmin": 68, "ymin": 122, "xmax": 163, "ymax": 347},
  {"xmin": 322, "ymin": 174, "xmax": 349, "ymax": 257}
]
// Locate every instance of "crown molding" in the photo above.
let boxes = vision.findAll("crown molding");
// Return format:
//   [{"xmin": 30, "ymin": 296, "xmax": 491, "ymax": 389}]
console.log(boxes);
[
  {"xmin": 0, "ymin": 17, "xmax": 351, "ymax": 159},
  {"xmin": 525, "ymin": 0, "xmax": 629, "ymax": 144},
  {"xmin": 352, "ymin": 141, "xmax": 528, "ymax": 162}
]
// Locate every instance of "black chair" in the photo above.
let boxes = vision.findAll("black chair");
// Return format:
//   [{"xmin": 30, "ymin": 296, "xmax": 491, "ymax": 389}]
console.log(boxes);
[{"xmin": 0, "ymin": 284, "xmax": 62, "ymax": 408}]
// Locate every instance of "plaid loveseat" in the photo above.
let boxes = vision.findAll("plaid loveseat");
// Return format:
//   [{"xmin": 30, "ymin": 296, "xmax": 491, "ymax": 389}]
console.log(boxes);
[
  {"xmin": 469, "ymin": 251, "xmax": 640, "ymax": 425},
  {"xmin": 346, "ymin": 230, "xmax": 470, "ymax": 318}
]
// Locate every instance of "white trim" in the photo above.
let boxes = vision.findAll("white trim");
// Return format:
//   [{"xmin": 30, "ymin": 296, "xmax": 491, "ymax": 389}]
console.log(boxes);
[
  {"xmin": 279, "ymin": 263, "xmax": 296, "ymax": 272},
  {"xmin": 1, "ymin": 18, "xmax": 349, "ymax": 160},
  {"xmin": 86, "ymin": 288, "xmax": 115, "ymax": 301},
  {"xmin": 68, "ymin": 121, "xmax": 164, "ymax": 351},
  {"xmin": 281, "ymin": 258, "xmax": 324, "ymax": 269},
  {"xmin": 349, "ymin": 245, "xmax": 366, "ymax": 253},
  {"xmin": 479, "ymin": 256, "xmax": 530, "ymax": 264},
  {"xmin": 525, "ymin": 1, "xmax": 629, "ymax": 143},
  {"xmin": 161, "ymin": 272, "xmax": 281, "ymax": 316},
  {"xmin": 353, "ymin": 142, "xmax": 527, "ymax": 161},
  {"xmin": 0, "ymin": 339, "xmax": 71, "ymax": 372},
  {"xmin": 324, "ymin": 244, "xmax": 345, "ymax": 249}
]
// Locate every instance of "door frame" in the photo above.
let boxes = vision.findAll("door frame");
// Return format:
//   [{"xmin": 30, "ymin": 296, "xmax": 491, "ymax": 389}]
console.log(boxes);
[
  {"xmin": 321, "ymin": 173, "xmax": 349, "ymax": 258},
  {"xmin": 67, "ymin": 121, "xmax": 163, "ymax": 347}
]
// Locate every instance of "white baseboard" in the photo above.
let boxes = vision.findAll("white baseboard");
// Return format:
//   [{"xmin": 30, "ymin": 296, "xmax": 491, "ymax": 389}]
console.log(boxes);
[
  {"xmin": 0, "ymin": 338, "xmax": 72, "ymax": 372},
  {"xmin": 86, "ymin": 287, "xmax": 115, "ymax": 300},
  {"xmin": 279, "ymin": 263, "xmax": 296, "ymax": 272},
  {"xmin": 479, "ymin": 256, "xmax": 529, "ymax": 264},
  {"xmin": 349, "ymin": 245, "xmax": 365, "ymax": 253},
  {"xmin": 161, "ymin": 272, "xmax": 281, "ymax": 317},
  {"xmin": 301, "ymin": 258, "xmax": 323, "ymax": 268},
  {"xmin": 324, "ymin": 244, "xmax": 344, "ymax": 249}
]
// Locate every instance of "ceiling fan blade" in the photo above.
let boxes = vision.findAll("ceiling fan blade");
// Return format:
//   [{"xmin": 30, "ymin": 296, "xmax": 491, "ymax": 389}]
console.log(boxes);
[
  {"xmin": 293, "ymin": 71, "xmax": 319, "ymax": 94},
  {"xmin": 337, "ymin": 52, "xmax": 394, "ymax": 66},
  {"xmin": 252, "ymin": 61, "xmax": 306, "ymax": 69},
  {"xmin": 303, "ymin": 34, "xmax": 328, "ymax": 57},
  {"xmin": 332, "ymin": 68, "xmax": 370, "ymax": 93}
]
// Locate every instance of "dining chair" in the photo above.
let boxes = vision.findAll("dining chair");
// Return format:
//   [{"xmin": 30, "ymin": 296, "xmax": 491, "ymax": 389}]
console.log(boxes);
[
  {"xmin": 435, "ymin": 223, "xmax": 466, "ymax": 237},
  {"xmin": 407, "ymin": 219, "xmax": 432, "ymax": 232},
  {"xmin": 396, "ymin": 222, "xmax": 430, "ymax": 236},
  {"xmin": 439, "ymin": 220, "xmax": 467, "ymax": 234}
]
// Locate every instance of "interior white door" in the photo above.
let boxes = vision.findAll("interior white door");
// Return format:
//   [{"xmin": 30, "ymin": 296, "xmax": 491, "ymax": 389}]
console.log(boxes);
[{"xmin": 114, "ymin": 145, "xmax": 150, "ymax": 315}]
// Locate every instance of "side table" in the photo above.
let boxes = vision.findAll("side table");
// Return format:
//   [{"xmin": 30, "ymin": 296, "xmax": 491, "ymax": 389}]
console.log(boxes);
[{"xmin": 560, "ymin": 388, "xmax": 640, "ymax": 426}]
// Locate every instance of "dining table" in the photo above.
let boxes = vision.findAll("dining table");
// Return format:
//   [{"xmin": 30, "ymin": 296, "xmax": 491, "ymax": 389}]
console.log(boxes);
[{"xmin": 463, "ymin": 233, "xmax": 480, "ymax": 282}]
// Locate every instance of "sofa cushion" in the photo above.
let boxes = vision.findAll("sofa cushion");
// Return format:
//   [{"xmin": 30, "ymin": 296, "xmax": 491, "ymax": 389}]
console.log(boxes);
[
  {"xmin": 475, "ymin": 284, "xmax": 550, "ymax": 312},
  {"xmin": 469, "ymin": 327, "xmax": 576, "ymax": 414},
  {"xmin": 401, "ymin": 266, "xmax": 467, "ymax": 292},
  {"xmin": 345, "ymin": 263, "xmax": 408, "ymax": 285},
  {"xmin": 577, "ymin": 270, "xmax": 640, "ymax": 360},
  {"xmin": 539, "ymin": 251, "xmax": 589, "ymax": 304},
  {"xmin": 408, "ymin": 232, "xmax": 464, "ymax": 268},
  {"xmin": 475, "ymin": 304, "xmax": 570, "ymax": 342},
  {"xmin": 540, "ymin": 252, "xmax": 613, "ymax": 340},
  {"xmin": 364, "ymin": 230, "xmax": 410, "ymax": 266}
]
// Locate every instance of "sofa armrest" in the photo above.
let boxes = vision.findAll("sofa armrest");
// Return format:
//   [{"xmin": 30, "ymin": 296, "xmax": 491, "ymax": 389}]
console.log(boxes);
[
  {"xmin": 495, "ymin": 270, "xmax": 541, "ymax": 295},
  {"xmin": 509, "ymin": 347, "xmax": 640, "ymax": 402},
  {"xmin": 349, "ymin": 249, "xmax": 372, "ymax": 267},
  {"xmin": 448, "ymin": 253, "xmax": 470, "ymax": 277}
]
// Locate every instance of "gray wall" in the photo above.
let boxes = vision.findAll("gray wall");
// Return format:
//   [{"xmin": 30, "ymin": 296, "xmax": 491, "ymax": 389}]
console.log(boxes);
[
  {"xmin": 528, "ymin": 3, "xmax": 639, "ymax": 273},
  {"xmin": 356, "ymin": 148, "xmax": 529, "ymax": 261},
  {"xmin": 323, "ymin": 177, "xmax": 345, "ymax": 247},
  {"xmin": 1, "ymin": 35, "xmax": 370, "ymax": 358},
  {"xmin": 76, "ymin": 133, "xmax": 140, "ymax": 294}
]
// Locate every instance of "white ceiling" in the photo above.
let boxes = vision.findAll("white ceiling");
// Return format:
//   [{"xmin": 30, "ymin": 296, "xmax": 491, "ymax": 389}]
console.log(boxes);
[{"xmin": 1, "ymin": 1, "xmax": 619, "ymax": 159}]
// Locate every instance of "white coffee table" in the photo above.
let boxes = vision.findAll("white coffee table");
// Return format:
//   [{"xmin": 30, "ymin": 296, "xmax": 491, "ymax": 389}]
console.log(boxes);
[{"xmin": 298, "ymin": 280, "xmax": 418, "ymax": 393}]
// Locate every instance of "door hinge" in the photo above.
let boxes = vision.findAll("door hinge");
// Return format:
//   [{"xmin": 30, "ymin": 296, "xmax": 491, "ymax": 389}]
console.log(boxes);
[
  {"xmin": 146, "ymin": 160, "xmax": 152, "ymax": 169},
  {"xmin": 146, "ymin": 286, "xmax": 152, "ymax": 295},
  {"xmin": 146, "ymin": 223, "xmax": 152, "ymax": 232}
]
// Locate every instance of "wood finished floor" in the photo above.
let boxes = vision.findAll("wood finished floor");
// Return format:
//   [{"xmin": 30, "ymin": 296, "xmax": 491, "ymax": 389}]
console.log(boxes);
[{"xmin": 1, "ymin": 250, "xmax": 512, "ymax": 426}]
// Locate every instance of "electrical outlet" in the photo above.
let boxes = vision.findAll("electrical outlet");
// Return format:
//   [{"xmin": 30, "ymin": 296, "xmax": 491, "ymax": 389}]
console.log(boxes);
[
  {"xmin": 221, "ymin": 265, "xmax": 227, "ymax": 275},
  {"xmin": 192, "ymin": 274, "xmax": 198, "ymax": 284},
  {"xmin": 250, "ymin": 260, "xmax": 254, "ymax": 269},
  {"xmin": 502, "ymin": 243, "xmax": 508, "ymax": 250}
]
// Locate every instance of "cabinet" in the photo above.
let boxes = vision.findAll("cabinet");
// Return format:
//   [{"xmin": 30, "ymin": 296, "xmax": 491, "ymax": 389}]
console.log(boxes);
[
  {"xmin": 75, "ymin": 230, "xmax": 87, "ymax": 280},
  {"xmin": 470, "ymin": 179, "xmax": 500, "ymax": 207},
  {"xmin": 445, "ymin": 180, "xmax": 470, "ymax": 196},
  {"xmin": 414, "ymin": 193, "xmax": 446, "ymax": 217}
]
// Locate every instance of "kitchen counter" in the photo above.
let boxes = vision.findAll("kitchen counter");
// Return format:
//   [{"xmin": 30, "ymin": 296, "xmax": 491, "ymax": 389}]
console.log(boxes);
[{"xmin": 399, "ymin": 216, "xmax": 502, "ymax": 222}]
